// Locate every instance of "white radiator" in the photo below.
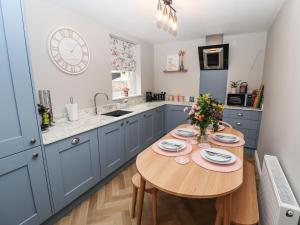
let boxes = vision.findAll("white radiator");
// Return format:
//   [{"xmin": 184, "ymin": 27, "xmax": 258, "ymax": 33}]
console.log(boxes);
[{"xmin": 259, "ymin": 155, "xmax": 300, "ymax": 225}]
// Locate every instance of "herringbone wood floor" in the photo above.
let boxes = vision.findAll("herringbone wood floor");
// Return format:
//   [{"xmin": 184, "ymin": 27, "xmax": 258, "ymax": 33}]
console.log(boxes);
[{"xmin": 56, "ymin": 154, "xmax": 255, "ymax": 225}]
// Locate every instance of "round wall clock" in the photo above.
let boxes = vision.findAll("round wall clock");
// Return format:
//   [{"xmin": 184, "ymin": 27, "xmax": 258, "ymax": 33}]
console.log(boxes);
[{"xmin": 48, "ymin": 27, "xmax": 90, "ymax": 75}]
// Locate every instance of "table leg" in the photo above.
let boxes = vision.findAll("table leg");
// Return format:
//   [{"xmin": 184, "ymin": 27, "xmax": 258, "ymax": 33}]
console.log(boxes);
[
  {"xmin": 214, "ymin": 197, "xmax": 223, "ymax": 225},
  {"xmin": 136, "ymin": 176, "xmax": 146, "ymax": 225},
  {"xmin": 222, "ymin": 194, "xmax": 232, "ymax": 225}
]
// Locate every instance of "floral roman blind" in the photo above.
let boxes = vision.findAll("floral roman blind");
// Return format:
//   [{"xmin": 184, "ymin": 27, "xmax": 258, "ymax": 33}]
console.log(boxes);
[{"xmin": 110, "ymin": 36, "xmax": 137, "ymax": 72}]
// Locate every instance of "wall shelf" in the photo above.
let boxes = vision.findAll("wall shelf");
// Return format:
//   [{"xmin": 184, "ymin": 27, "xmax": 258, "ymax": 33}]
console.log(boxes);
[{"xmin": 163, "ymin": 70, "xmax": 188, "ymax": 73}]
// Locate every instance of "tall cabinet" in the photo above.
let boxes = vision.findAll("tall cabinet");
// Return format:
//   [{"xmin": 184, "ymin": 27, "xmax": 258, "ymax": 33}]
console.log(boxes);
[{"xmin": 0, "ymin": 0, "xmax": 52, "ymax": 224}]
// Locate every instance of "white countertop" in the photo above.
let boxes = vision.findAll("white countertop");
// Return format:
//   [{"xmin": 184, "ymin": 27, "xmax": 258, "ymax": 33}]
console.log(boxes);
[
  {"xmin": 42, "ymin": 101, "xmax": 262, "ymax": 145},
  {"xmin": 42, "ymin": 101, "xmax": 192, "ymax": 145}
]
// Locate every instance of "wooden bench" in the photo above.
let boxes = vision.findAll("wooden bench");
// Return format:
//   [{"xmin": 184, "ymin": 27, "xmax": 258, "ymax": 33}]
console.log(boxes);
[{"xmin": 215, "ymin": 161, "xmax": 259, "ymax": 225}]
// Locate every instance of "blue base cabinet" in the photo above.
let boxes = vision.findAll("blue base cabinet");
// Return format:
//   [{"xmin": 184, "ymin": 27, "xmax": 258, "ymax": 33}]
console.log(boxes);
[
  {"xmin": 223, "ymin": 109, "xmax": 262, "ymax": 149},
  {"xmin": 98, "ymin": 121, "xmax": 126, "ymax": 178},
  {"xmin": 154, "ymin": 106, "xmax": 166, "ymax": 139},
  {"xmin": 44, "ymin": 130, "xmax": 100, "ymax": 213},
  {"xmin": 125, "ymin": 114, "xmax": 143, "ymax": 160},
  {"xmin": 165, "ymin": 105, "xmax": 190, "ymax": 132},
  {"xmin": 142, "ymin": 110, "xmax": 155, "ymax": 148},
  {"xmin": 0, "ymin": 147, "xmax": 52, "ymax": 225}
]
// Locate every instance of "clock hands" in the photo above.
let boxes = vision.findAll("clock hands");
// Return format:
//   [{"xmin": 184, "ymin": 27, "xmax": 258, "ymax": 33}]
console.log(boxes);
[{"xmin": 70, "ymin": 43, "xmax": 78, "ymax": 53}]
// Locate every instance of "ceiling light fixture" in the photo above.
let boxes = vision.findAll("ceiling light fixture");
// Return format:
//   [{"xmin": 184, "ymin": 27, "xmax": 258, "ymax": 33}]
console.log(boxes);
[{"xmin": 156, "ymin": 0, "xmax": 177, "ymax": 34}]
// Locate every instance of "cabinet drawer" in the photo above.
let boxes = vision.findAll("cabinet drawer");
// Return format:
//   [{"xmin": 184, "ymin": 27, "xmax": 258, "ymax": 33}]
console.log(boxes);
[
  {"xmin": 223, "ymin": 109, "xmax": 261, "ymax": 121},
  {"xmin": 223, "ymin": 117, "xmax": 259, "ymax": 130}
]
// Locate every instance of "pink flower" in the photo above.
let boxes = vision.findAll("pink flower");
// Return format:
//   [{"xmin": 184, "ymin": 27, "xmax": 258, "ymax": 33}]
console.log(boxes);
[
  {"xmin": 189, "ymin": 109, "xmax": 195, "ymax": 116},
  {"xmin": 192, "ymin": 103, "xmax": 198, "ymax": 110}
]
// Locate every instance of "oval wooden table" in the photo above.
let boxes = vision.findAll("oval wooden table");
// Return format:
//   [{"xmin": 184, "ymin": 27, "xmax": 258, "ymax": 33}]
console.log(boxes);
[{"xmin": 135, "ymin": 124, "xmax": 244, "ymax": 225}]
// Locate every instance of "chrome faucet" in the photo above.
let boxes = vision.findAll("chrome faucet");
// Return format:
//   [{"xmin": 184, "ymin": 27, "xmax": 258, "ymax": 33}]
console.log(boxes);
[{"xmin": 94, "ymin": 92, "xmax": 109, "ymax": 115}]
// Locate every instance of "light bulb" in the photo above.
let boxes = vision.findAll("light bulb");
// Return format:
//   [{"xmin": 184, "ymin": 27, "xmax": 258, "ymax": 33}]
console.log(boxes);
[
  {"xmin": 172, "ymin": 13, "xmax": 177, "ymax": 31},
  {"xmin": 156, "ymin": 1, "xmax": 163, "ymax": 21},
  {"xmin": 163, "ymin": 6, "xmax": 168, "ymax": 25},
  {"xmin": 168, "ymin": 11, "xmax": 174, "ymax": 27}
]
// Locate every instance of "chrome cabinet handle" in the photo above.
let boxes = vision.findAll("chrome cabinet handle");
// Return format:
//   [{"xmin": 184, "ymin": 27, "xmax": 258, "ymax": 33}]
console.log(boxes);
[
  {"xmin": 32, "ymin": 153, "xmax": 39, "ymax": 159},
  {"xmin": 126, "ymin": 121, "xmax": 129, "ymax": 124},
  {"xmin": 121, "ymin": 122, "xmax": 124, "ymax": 126},
  {"xmin": 30, "ymin": 138, "xmax": 37, "ymax": 145},
  {"xmin": 237, "ymin": 113, "xmax": 243, "ymax": 117},
  {"xmin": 71, "ymin": 138, "xmax": 80, "ymax": 145},
  {"xmin": 236, "ymin": 122, "xmax": 242, "ymax": 126}
]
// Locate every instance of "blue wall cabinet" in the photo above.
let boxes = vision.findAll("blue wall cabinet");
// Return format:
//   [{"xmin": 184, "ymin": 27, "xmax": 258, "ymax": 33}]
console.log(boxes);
[
  {"xmin": 125, "ymin": 114, "xmax": 143, "ymax": 160},
  {"xmin": 165, "ymin": 105, "xmax": 189, "ymax": 132},
  {"xmin": 98, "ymin": 121, "xmax": 126, "ymax": 178},
  {"xmin": 0, "ymin": 147, "xmax": 52, "ymax": 225},
  {"xmin": 223, "ymin": 109, "xmax": 262, "ymax": 149},
  {"xmin": 154, "ymin": 106, "xmax": 165, "ymax": 139},
  {"xmin": 0, "ymin": 0, "xmax": 40, "ymax": 159},
  {"xmin": 142, "ymin": 110, "xmax": 155, "ymax": 147},
  {"xmin": 44, "ymin": 130, "xmax": 100, "ymax": 212}
]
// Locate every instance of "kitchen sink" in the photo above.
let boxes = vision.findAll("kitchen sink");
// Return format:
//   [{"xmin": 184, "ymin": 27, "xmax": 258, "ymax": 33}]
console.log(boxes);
[{"xmin": 101, "ymin": 110, "xmax": 133, "ymax": 117}]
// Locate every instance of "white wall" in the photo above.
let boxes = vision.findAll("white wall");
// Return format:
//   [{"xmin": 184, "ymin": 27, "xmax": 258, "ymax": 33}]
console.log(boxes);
[
  {"xmin": 24, "ymin": 0, "xmax": 154, "ymax": 115},
  {"xmin": 154, "ymin": 32, "xmax": 267, "ymax": 98},
  {"xmin": 258, "ymin": 0, "xmax": 300, "ymax": 201}
]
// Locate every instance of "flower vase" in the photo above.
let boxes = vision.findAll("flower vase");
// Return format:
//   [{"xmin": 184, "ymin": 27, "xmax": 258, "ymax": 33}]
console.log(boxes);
[{"xmin": 197, "ymin": 127, "xmax": 208, "ymax": 143}]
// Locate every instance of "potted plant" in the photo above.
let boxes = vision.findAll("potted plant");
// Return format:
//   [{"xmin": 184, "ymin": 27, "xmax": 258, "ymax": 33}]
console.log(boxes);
[
  {"xmin": 184, "ymin": 94, "xmax": 224, "ymax": 143},
  {"xmin": 230, "ymin": 81, "xmax": 241, "ymax": 94},
  {"xmin": 122, "ymin": 86, "xmax": 129, "ymax": 97}
]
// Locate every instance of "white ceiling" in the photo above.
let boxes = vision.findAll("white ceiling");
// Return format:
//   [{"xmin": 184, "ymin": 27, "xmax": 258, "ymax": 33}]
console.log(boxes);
[{"xmin": 46, "ymin": 0, "xmax": 286, "ymax": 44}]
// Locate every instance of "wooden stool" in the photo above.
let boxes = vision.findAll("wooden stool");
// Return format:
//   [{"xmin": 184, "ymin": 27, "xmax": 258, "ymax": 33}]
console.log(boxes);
[
  {"xmin": 131, "ymin": 173, "xmax": 158, "ymax": 225},
  {"xmin": 215, "ymin": 161, "xmax": 259, "ymax": 225}
]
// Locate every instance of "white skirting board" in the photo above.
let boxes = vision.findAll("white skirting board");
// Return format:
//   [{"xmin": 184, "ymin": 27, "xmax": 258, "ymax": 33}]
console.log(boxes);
[{"xmin": 254, "ymin": 150, "xmax": 262, "ymax": 177}]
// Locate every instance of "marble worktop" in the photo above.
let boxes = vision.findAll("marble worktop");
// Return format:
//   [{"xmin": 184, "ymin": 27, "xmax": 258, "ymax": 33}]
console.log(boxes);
[{"xmin": 42, "ymin": 101, "xmax": 262, "ymax": 145}]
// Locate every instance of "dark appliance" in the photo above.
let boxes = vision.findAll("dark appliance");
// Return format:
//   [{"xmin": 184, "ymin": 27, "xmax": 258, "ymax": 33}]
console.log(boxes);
[
  {"xmin": 246, "ymin": 94, "xmax": 254, "ymax": 107},
  {"xmin": 198, "ymin": 44, "xmax": 229, "ymax": 70},
  {"xmin": 146, "ymin": 92, "xmax": 153, "ymax": 102},
  {"xmin": 239, "ymin": 82, "xmax": 248, "ymax": 94},
  {"xmin": 227, "ymin": 94, "xmax": 247, "ymax": 106}
]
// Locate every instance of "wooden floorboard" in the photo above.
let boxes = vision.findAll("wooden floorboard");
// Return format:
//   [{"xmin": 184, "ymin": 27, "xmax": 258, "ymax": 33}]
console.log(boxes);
[{"xmin": 55, "ymin": 154, "xmax": 255, "ymax": 225}]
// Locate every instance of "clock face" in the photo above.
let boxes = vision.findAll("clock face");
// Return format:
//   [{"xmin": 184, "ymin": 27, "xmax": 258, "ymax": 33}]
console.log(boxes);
[{"xmin": 48, "ymin": 28, "xmax": 90, "ymax": 75}]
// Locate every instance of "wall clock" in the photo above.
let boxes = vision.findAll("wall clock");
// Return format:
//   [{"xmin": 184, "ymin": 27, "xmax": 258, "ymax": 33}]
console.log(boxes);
[{"xmin": 48, "ymin": 27, "xmax": 90, "ymax": 75}]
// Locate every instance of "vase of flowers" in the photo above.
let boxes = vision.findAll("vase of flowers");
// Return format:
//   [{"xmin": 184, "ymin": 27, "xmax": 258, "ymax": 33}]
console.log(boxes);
[
  {"xmin": 184, "ymin": 94, "xmax": 224, "ymax": 143},
  {"xmin": 178, "ymin": 50, "xmax": 186, "ymax": 71},
  {"xmin": 122, "ymin": 86, "xmax": 129, "ymax": 97}
]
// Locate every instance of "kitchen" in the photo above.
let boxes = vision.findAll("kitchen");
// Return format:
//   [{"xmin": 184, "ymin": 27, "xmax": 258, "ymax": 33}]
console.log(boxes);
[{"xmin": 1, "ymin": 0, "xmax": 300, "ymax": 225}]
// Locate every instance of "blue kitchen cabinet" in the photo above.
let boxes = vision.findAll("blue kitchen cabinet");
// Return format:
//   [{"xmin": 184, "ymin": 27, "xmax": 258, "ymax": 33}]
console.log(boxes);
[
  {"xmin": 165, "ymin": 105, "xmax": 190, "ymax": 132},
  {"xmin": 142, "ymin": 110, "xmax": 155, "ymax": 147},
  {"xmin": 223, "ymin": 108, "xmax": 262, "ymax": 149},
  {"xmin": 154, "ymin": 106, "xmax": 166, "ymax": 139},
  {"xmin": 45, "ymin": 130, "xmax": 100, "ymax": 213},
  {"xmin": 125, "ymin": 114, "xmax": 143, "ymax": 160},
  {"xmin": 98, "ymin": 121, "xmax": 126, "ymax": 178},
  {"xmin": 0, "ymin": 0, "xmax": 40, "ymax": 159},
  {"xmin": 0, "ymin": 147, "xmax": 52, "ymax": 225}
]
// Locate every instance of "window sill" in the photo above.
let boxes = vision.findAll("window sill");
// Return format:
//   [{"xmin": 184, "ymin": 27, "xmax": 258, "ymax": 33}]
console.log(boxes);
[{"xmin": 112, "ymin": 94, "xmax": 142, "ymax": 101}]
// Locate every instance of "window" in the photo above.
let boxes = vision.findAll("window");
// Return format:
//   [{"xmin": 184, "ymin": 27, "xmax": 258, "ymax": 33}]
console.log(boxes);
[{"xmin": 110, "ymin": 35, "xmax": 141, "ymax": 100}]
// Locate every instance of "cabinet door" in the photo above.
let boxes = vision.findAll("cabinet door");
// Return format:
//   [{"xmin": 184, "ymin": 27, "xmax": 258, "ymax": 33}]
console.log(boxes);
[
  {"xmin": 125, "ymin": 114, "xmax": 143, "ymax": 160},
  {"xmin": 0, "ymin": 147, "xmax": 52, "ymax": 225},
  {"xmin": 142, "ymin": 110, "xmax": 155, "ymax": 147},
  {"xmin": 154, "ymin": 106, "xmax": 165, "ymax": 139},
  {"xmin": 165, "ymin": 105, "xmax": 189, "ymax": 132},
  {"xmin": 0, "ymin": 0, "xmax": 40, "ymax": 159},
  {"xmin": 98, "ymin": 121, "xmax": 125, "ymax": 178},
  {"xmin": 45, "ymin": 130, "xmax": 100, "ymax": 212}
]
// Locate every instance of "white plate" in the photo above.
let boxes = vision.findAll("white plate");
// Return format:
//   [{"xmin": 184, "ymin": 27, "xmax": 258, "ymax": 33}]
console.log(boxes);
[
  {"xmin": 212, "ymin": 133, "xmax": 240, "ymax": 143},
  {"xmin": 175, "ymin": 128, "xmax": 197, "ymax": 137},
  {"xmin": 200, "ymin": 148, "xmax": 237, "ymax": 165},
  {"xmin": 158, "ymin": 139, "xmax": 186, "ymax": 152}
]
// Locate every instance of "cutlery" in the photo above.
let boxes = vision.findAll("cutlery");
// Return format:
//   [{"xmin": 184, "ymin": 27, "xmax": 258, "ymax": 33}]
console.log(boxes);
[
  {"xmin": 161, "ymin": 141, "xmax": 182, "ymax": 148},
  {"xmin": 215, "ymin": 134, "xmax": 236, "ymax": 140},
  {"xmin": 177, "ymin": 129, "xmax": 194, "ymax": 135},
  {"xmin": 205, "ymin": 150, "xmax": 232, "ymax": 159}
]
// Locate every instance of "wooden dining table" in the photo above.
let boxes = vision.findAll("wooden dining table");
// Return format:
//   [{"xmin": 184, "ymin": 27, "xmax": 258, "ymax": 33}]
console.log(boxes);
[{"xmin": 135, "ymin": 124, "xmax": 244, "ymax": 225}]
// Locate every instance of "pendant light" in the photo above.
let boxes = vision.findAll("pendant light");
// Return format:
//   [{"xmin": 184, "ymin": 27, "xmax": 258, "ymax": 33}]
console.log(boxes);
[{"xmin": 156, "ymin": 0, "xmax": 177, "ymax": 34}]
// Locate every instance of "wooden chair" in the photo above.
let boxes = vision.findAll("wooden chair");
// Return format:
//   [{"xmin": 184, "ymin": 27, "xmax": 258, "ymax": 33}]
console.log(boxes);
[
  {"xmin": 220, "ymin": 121, "xmax": 233, "ymax": 128},
  {"xmin": 131, "ymin": 173, "xmax": 158, "ymax": 225},
  {"xmin": 215, "ymin": 161, "xmax": 259, "ymax": 225}
]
